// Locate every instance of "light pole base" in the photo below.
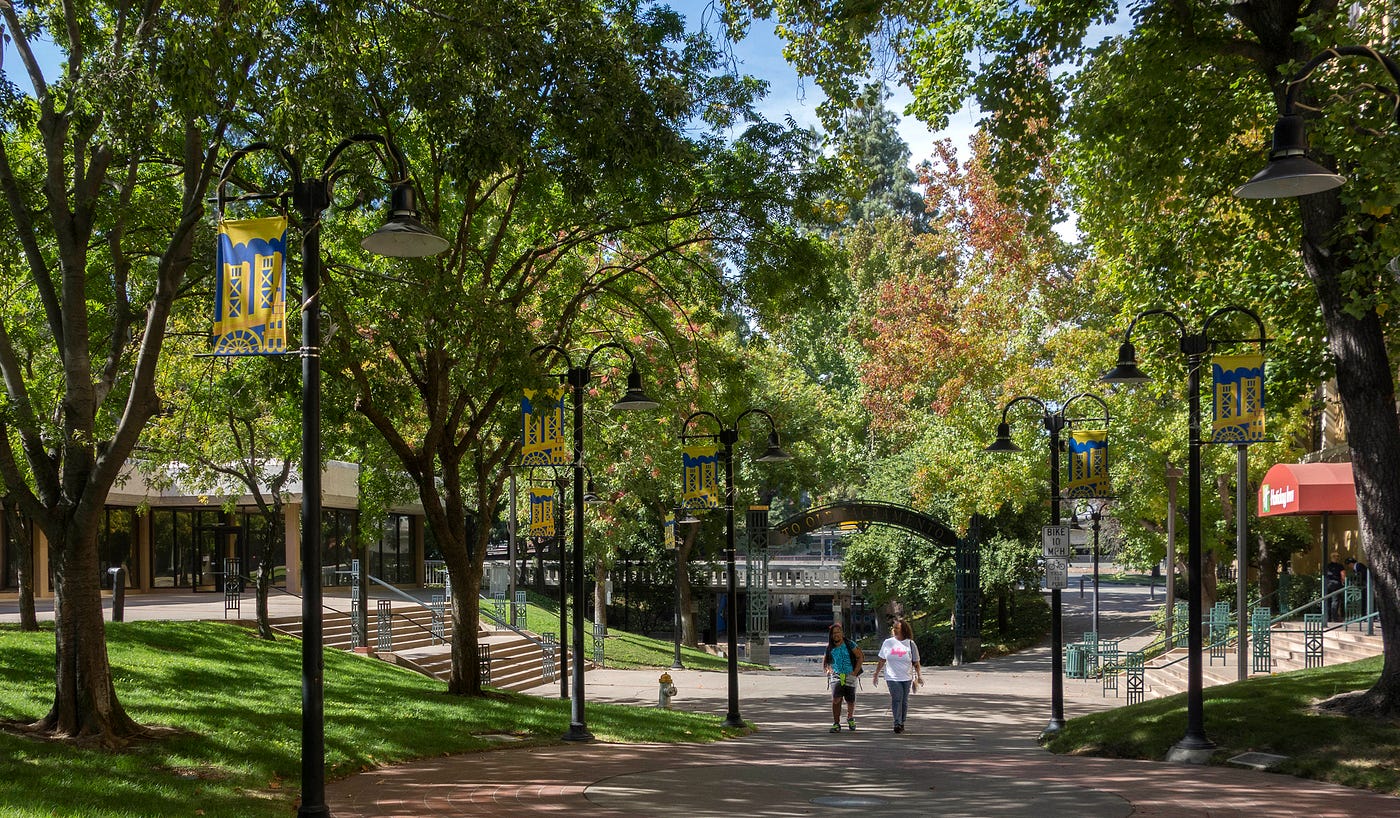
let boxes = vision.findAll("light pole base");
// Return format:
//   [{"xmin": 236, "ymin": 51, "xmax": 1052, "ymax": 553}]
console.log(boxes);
[
  {"xmin": 297, "ymin": 806, "xmax": 332, "ymax": 817},
  {"xmin": 723, "ymin": 715, "xmax": 746, "ymax": 729},
  {"xmin": 1166, "ymin": 735, "xmax": 1216, "ymax": 764},
  {"xmin": 563, "ymin": 723, "xmax": 594, "ymax": 742},
  {"xmin": 670, "ymin": 658, "xmax": 685, "ymax": 670},
  {"xmin": 1038, "ymin": 718, "xmax": 1066, "ymax": 743}
]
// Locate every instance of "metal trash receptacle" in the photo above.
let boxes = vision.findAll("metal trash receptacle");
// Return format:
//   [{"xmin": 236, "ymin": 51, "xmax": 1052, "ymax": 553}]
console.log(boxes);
[{"xmin": 1065, "ymin": 643, "xmax": 1085, "ymax": 679}]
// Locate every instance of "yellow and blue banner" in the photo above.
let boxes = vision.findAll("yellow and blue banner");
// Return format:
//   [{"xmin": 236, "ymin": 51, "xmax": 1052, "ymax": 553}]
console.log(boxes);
[
  {"xmin": 681, "ymin": 443, "xmax": 720, "ymax": 510},
  {"xmin": 521, "ymin": 387, "xmax": 568, "ymax": 466},
  {"xmin": 664, "ymin": 513, "xmax": 676, "ymax": 550},
  {"xmin": 1064, "ymin": 430, "xmax": 1110, "ymax": 499},
  {"xmin": 529, "ymin": 487, "xmax": 557, "ymax": 538},
  {"xmin": 212, "ymin": 216, "xmax": 288, "ymax": 355},
  {"xmin": 1212, "ymin": 353, "xmax": 1266, "ymax": 443}
]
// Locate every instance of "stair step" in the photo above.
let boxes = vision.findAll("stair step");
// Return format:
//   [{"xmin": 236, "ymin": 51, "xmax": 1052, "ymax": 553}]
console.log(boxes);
[{"xmin": 1133, "ymin": 623, "xmax": 1383, "ymax": 701}]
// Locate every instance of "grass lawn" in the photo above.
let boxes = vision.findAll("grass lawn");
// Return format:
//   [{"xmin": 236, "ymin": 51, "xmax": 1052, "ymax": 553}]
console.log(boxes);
[
  {"xmin": 1044, "ymin": 655, "xmax": 1400, "ymax": 795},
  {"xmin": 0, "ymin": 621, "xmax": 743, "ymax": 818},
  {"xmin": 513, "ymin": 592, "xmax": 770, "ymax": 672}
]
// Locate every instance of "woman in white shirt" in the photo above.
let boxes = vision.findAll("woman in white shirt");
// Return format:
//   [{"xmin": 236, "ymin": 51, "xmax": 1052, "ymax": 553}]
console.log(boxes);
[{"xmin": 873, "ymin": 619, "xmax": 922, "ymax": 733}]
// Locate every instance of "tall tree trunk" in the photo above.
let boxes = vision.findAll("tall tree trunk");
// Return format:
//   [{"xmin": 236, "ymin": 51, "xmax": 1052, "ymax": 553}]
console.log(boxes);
[
  {"xmin": 33, "ymin": 522, "xmax": 143, "ymax": 744},
  {"xmin": 6, "ymin": 500, "xmax": 38, "ymax": 631},
  {"xmin": 678, "ymin": 532, "xmax": 697, "ymax": 648},
  {"xmin": 449, "ymin": 588, "xmax": 483, "ymax": 694},
  {"xmin": 445, "ymin": 511, "xmax": 488, "ymax": 695},
  {"xmin": 1300, "ymin": 196, "xmax": 1400, "ymax": 714},
  {"xmin": 254, "ymin": 509, "xmax": 279, "ymax": 641}
]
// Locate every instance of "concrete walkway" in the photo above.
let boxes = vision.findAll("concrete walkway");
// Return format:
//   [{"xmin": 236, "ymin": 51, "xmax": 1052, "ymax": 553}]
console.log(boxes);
[
  {"xmin": 328, "ymin": 579, "xmax": 1400, "ymax": 817},
  {"xmin": 8, "ymin": 570, "xmax": 1395, "ymax": 815}
]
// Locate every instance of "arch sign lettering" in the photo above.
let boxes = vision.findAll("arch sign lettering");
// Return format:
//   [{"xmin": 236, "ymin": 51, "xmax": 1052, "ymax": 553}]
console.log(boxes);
[{"xmin": 770, "ymin": 501, "xmax": 959, "ymax": 552}]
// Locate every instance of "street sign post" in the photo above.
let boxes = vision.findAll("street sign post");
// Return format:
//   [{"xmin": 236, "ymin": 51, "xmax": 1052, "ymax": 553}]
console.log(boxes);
[{"xmin": 1042, "ymin": 525, "xmax": 1071, "ymax": 558}]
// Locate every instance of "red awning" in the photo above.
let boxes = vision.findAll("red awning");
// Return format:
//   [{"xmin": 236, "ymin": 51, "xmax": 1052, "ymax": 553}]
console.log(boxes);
[{"xmin": 1258, "ymin": 462, "xmax": 1356, "ymax": 516}]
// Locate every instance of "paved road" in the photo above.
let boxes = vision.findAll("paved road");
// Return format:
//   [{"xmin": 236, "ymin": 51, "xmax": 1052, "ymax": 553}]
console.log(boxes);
[{"xmin": 328, "ymin": 578, "xmax": 1400, "ymax": 817}]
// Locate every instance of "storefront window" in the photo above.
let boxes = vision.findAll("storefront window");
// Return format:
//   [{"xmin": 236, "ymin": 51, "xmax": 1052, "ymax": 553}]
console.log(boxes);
[
  {"xmin": 98, "ymin": 508, "xmax": 137, "ymax": 589},
  {"xmin": 374, "ymin": 514, "xmax": 414, "ymax": 584},
  {"xmin": 321, "ymin": 508, "xmax": 357, "ymax": 586}
]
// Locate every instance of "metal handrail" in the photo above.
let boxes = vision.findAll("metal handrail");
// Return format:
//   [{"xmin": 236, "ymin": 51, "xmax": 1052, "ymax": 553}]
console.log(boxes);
[
  {"xmin": 364, "ymin": 575, "xmax": 445, "ymax": 642},
  {"xmin": 478, "ymin": 592, "xmax": 549, "ymax": 651}
]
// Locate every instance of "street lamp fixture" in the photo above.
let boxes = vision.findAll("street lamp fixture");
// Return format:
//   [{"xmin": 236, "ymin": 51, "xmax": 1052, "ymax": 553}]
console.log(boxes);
[
  {"xmin": 1102, "ymin": 306, "xmax": 1267, "ymax": 762},
  {"xmin": 1234, "ymin": 45, "xmax": 1399, "ymax": 199},
  {"xmin": 681, "ymin": 408, "xmax": 791, "ymax": 728},
  {"xmin": 530, "ymin": 343, "xmax": 659, "ymax": 741},
  {"xmin": 986, "ymin": 393, "xmax": 1110, "ymax": 739},
  {"xmin": 217, "ymin": 134, "xmax": 448, "ymax": 818}
]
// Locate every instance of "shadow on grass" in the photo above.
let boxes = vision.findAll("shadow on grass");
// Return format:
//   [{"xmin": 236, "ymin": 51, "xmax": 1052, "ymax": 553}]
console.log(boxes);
[
  {"xmin": 0, "ymin": 621, "xmax": 736, "ymax": 818},
  {"xmin": 1042, "ymin": 656, "xmax": 1399, "ymax": 795}
]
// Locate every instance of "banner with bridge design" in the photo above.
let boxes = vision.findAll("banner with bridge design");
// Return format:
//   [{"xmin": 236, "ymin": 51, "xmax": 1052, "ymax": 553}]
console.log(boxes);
[
  {"xmin": 1211, "ymin": 353, "xmax": 1266, "ymax": 443},
  {"xmin": 1065, "ymin": 429, "xmax": 1110, "ymax": 499},
  {"xmin": 529, "ymin": 486, "xmax": 556, "ymax": 537},
  {"xmin": 681, "ymin": 444, "xmax": 720, "ymax": 509}
]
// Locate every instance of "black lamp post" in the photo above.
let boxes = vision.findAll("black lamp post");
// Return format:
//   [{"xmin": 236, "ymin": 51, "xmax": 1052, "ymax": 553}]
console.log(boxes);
[
  {"xmin": 1234, "ymin": 45, "xmax": 1398, "ymax": 200},
  {"xmin": 681, "ymin": 409, "xmax": 791, "ymax": 728},
  {"xmin": 531, "ymin": 343, "xmax": 659, "ymax": 741},
  {"xmin": 1072, "ymin": 499, "xmax": 1111, "ymax": 637},
  {"xmin": 987, "ymin": 393, "xmax": 1109, "ymax": 739},
  {"xmin": 217, "ymin": 136, "xmax": 448, "ymax": 818},
  {"xmin": 551, "ymin": 472, "xmax": 569, "ymax": 700},
  {"xmin": 1102, "ymin": 307, "xmax": 1267, "ymax": 761}
]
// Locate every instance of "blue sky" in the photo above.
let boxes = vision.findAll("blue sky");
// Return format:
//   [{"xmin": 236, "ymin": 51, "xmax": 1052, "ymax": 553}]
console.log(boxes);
[{"xmin": 673, "ymin": 0, "xmax": 980, "ymax": 170}]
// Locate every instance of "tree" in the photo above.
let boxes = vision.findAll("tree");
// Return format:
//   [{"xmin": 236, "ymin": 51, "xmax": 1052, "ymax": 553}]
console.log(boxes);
[
  {"xmin": 0, "ymin": 3, "xmax": 272, "ymax": 746},
  {"xmin": 824, "ymin": 86, "xmax": 926, "ymax": 228},
  {"xmin": 279, "ymin": 0, "xmax": 822, "ymax": 695},
  {"xmin": 733, "ymin": 0, "xmax": 1400, "ymax": 716},
  {"xmin": 147, "ymin": 352, "xmax": 300, "ymax": 641}
]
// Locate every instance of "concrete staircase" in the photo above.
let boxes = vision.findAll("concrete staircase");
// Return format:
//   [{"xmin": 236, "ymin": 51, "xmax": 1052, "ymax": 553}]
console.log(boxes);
[
  {"xmin": 1140, "ymin": 621, "xmax": 1384, "ymax": 699},
  {"xmin": 391, "ymin": 633, "xmax": 568, "ymax": 693},
  {"xmin": 269, "ymin": 605, "xmax": 560, "ymax": 692}
]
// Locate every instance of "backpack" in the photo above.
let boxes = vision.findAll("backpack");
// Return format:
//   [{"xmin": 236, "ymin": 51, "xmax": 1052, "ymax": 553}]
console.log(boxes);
[{"xmin": 826, "ymin": 638, "xmax": 863, "ymax": 676}]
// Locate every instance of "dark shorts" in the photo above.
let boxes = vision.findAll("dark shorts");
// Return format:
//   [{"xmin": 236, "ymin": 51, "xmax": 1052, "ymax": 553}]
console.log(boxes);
[{"xmin": 832, "ymin": 682, "xmax": 856, "ymax": 703}]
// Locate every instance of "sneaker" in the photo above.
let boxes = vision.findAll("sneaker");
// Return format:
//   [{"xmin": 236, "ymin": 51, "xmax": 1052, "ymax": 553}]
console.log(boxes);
[
  {"xmin": 830, "ymin": 722, "xmax": 841, "ymax": 733},
  {"xmin": 894, "ymin": 724, "xmax": 904, "ymax": 734},
  {"xmin": 847, "ymin": 718, "xmax": 857, "ymax": 731}
]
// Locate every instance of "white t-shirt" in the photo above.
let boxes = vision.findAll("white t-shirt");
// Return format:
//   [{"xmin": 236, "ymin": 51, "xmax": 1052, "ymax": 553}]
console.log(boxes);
[{"xmin": 878, "ymin": 637, "xmax": 918, "ymax": 682}]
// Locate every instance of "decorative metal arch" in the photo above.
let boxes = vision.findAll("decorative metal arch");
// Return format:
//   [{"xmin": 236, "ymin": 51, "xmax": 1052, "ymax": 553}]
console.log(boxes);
[
  {"xmin": 770, "ymin": 501, "xmax": 983, "ymax": 663},
  {"xmin": 770, "ymin": 501, "xmax": 960, "ymax": 552}
]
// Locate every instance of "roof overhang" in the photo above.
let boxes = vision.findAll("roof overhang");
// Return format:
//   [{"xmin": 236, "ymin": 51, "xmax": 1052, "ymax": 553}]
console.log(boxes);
[{"xmin": 1258, "ymin": 462, "xmax": 1356, "ymax": 517}]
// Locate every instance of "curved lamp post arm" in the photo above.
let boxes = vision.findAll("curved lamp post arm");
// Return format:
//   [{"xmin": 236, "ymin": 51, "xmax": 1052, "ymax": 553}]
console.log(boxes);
[
  {"xmin": 986, "ymin": 395, "xmax": 1049, "ymax": 451},
  {"xmin": 1061, "ymin": 392, "xmax": 1112, "ymax": 427},
  {"xmin": 680, "ymin": 409, "xmax": 723, "ymax": 442},
  {"xmin": 1283, "ymin": 45, "xmax": 1400, "ymax": 120},
  {"xmin": 581, "ymin": 341, "xmax": 633, "ymax": 374},
  {"xmin": 216, "ymin": 142, "xmax": 301, "ymax": 215},
  {"xmin": 1119, "ymin": 307, "xmax": 1191, "ymax": 361},
  {"xmin": 734, "ymin": 407, "xmax": 779, "ymax": 433},
  {"xmin": 733, "ymin": 407, "xmax": 790, "ymax": 460},
  {"xmin": 530, "ymin": 343, "xmax": 574, "ymax": 371},
  {"xmin": 1202, "ymin": 305, "xmax": 1269, "ymax": 349},
  {"xmin": 998, "ymin": 395, "xmax": 1049, "ymax": 423}
]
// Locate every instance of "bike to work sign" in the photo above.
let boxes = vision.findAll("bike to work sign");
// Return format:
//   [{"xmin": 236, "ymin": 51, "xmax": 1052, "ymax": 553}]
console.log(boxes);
[{"xmin": 1041, "ymin": 525, "xmax": 1071, "ymax": 558}]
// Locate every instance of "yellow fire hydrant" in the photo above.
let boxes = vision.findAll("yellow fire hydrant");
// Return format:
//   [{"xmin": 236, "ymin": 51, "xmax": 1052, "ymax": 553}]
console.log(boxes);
[{"xmin": 658, "ymin": 672, "xmax": 678, "ymax": 709}]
